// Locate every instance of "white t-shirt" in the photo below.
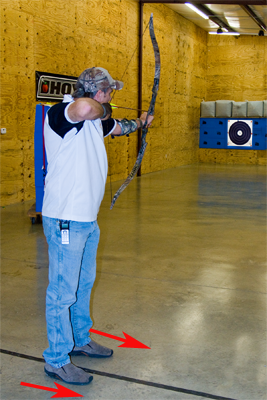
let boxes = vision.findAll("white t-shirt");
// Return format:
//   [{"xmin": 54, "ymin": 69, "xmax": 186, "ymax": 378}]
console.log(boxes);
[{"xmin": 42, "ymin": 95, "xmax": 116, "ymax": 222}]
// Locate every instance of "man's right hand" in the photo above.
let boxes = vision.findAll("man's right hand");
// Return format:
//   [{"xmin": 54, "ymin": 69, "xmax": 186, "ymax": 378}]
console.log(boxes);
[{"xmin": 101, "ymin": 103, "xmax": 112, "ymax": 120}]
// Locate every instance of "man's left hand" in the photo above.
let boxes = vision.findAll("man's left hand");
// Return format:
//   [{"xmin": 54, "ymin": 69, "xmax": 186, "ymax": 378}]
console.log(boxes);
[{"xmin": 140, "ymin": 112, "xmax": 154, "ymax": 128}]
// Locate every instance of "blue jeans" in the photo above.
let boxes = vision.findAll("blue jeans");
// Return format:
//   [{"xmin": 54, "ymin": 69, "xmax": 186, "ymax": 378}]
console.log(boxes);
[{"xmin": 42, "ymin": 216, "xmax": 100, "ymax": 368}]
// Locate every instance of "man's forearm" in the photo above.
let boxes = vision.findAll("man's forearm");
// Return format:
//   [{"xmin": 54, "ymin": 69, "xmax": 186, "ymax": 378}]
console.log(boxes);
[{"xmin": 112, "ymin": 118, "xmax": 143, "ymax": 136}]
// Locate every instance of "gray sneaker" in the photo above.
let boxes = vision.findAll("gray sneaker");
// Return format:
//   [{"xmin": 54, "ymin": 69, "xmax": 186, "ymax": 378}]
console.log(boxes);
[
  {"xmin": 44, "ymin": 362, "xmax": 93, "ymax": 385},
  {"xmin": 70, "ymin": 340, "xmax": 113, "ymax": 358}
]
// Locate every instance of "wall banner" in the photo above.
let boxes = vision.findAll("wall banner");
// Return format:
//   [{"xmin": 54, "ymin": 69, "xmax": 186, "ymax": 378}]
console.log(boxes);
[{"xmin": 35, "ymin": 71, "xmax": 78, "ymax": 102}]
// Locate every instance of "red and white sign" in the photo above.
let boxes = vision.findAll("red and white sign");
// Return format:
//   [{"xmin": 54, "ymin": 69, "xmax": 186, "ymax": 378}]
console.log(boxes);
[{"xmin": 36, "ymin": 71, "xmax": 78, "ymax": 102}]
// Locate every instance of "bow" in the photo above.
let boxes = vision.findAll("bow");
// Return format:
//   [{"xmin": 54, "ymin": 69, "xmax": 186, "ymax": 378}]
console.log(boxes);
[{"xmin": 110, "ymin": 13, "xmax": 160, "ymax": 210}]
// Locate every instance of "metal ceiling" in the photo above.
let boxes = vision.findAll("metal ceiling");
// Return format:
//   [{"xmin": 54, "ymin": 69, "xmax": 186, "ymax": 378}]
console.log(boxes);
[
  {"xmin": 166, "ymin": 3, "xmax": 267, "ymax": 34},
  {"xmin": 139, "ymin": 1, "xmax": 267, "ymax": 35}
]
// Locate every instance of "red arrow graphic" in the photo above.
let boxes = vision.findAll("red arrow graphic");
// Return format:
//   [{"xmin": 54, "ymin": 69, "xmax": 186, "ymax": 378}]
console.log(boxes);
[
  {"xmin": 20, "ymin": 382, "xmax": 83, "ymax": 398},
  {"xmin": 89, "ymin": 329, "xmax": 151, "ymax": 349}
]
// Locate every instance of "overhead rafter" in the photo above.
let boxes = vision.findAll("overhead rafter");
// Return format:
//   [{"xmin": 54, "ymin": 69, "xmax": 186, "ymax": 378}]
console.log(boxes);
[{"xmin": 240, "ymin": 5, "xmax": 267, "ymax": 31}]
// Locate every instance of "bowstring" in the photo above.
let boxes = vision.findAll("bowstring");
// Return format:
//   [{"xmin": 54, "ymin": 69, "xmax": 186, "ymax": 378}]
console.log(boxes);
[{"xmin": 108, "ymin": 18, "xmax": 150, "ymax": 202}]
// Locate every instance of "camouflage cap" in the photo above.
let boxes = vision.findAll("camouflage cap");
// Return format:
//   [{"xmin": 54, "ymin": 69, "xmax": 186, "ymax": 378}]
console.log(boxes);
[{"xmin": 77, "ymin": 67, "xmax": 123, "ymax": 93}]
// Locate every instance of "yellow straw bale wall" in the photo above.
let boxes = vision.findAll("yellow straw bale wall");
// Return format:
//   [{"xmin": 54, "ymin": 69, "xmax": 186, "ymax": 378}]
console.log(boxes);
[
  {"xmin": 199, "ymin": 35, "xmax": 267, "ymax": 166},
  {"xmin": 0, "ymin": 0, "xmax": 206, "ymax": 206}
]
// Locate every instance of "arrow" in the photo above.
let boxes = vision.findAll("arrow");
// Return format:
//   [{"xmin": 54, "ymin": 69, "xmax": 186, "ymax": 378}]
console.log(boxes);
[
  {"xmin": 89, "ymin": 328, "xmax": 150, "ymax": 349},
  {"xmin": 110, "ymin": 103, "xmax": 147, "ymax": 113},
  {"xmin": 20, "ymin": 382, "xmax": 83, "ymax": 398}
]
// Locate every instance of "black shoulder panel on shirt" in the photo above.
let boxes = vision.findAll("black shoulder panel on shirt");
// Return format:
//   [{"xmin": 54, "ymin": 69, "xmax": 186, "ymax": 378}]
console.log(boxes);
[
  {"xmin": 101, "ymin": 118, "xmax": 116, "ymax": 137},
  {"xmin": 48, "ymin": 102, "xmax": 84, "ymax": 138}
]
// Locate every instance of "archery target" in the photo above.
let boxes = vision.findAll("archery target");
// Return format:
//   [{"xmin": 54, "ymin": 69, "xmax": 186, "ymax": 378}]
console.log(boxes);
[{"xmin": 227, "ymin": 120, "xmax": 253, "ymax": 147}]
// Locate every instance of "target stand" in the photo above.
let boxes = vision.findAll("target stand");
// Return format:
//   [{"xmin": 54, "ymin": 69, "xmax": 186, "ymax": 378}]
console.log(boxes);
[{"xmin": 199, "ymin": 118, "xmax": 267, "ymax": 150}]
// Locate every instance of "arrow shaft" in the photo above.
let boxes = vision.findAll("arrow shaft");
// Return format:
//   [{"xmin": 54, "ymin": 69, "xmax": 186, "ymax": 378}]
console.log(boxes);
[
  {"xmin": 111, "ymin": 105, "xmax": 147, "ymax": 112},
  {"xmin": 20, "ymin": 382, "xmax": 56, "ymax": 393},
  {"xmin": 90, "ymin": 328, "xmax": 125, "ymax": 343}
]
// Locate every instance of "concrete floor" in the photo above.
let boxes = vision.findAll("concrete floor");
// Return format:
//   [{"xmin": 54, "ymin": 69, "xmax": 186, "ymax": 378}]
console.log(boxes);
[{"xmin": 1, "ymin": 164, "xmax": 266, "ymax": 400}]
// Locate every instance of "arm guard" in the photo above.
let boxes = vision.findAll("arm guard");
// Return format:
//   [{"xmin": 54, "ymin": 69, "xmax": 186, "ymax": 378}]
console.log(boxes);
[{"xmin": 115, "ymin": 118, "xmax": 143, "ymax": 137}]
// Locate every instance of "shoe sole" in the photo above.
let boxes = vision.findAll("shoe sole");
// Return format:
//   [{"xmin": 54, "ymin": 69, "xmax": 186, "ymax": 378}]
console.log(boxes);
[
  {"xmin": 44, "ymin": 368, "xmax": 93, "ymax": 385},
  {"xmin": 70, "ymin": 349, "xmax": 113, "ymax": 358}
]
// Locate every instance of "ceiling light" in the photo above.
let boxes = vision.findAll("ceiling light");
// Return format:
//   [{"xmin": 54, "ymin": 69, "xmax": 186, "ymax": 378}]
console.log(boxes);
[
  {"xmin": 185, "ymin": 3, "xmax": 209, "ymax": 20},
  {"xmin": 209, "ymin": 32, "xmax": 240, "ymax": 36}
]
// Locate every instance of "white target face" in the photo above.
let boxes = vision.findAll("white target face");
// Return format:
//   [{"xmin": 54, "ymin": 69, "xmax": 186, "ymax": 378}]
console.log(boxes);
[{"xmin": 227, "ymin": 120, "xmax": 253, "ymax": 147}]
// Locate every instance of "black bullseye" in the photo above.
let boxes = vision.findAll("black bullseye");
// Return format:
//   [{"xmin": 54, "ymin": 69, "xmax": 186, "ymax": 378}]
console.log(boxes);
[{"xmin": 229, "ymin": 121, "xmax": 251, "ymax": 145}]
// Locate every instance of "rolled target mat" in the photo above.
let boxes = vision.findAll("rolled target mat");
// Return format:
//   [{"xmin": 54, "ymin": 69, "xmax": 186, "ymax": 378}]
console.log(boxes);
[{"xmin": 229, "ymin": 121, "xmax": 251, "ymax": 145}]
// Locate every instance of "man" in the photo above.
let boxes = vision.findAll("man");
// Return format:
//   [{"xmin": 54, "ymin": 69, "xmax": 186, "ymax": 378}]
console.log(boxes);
[{"xmin": 42, "ymin": 67, "xmax": 154, "ymax": 385}]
